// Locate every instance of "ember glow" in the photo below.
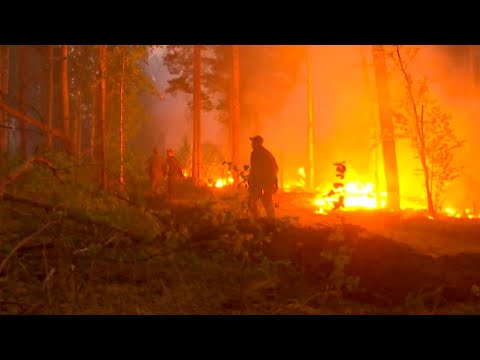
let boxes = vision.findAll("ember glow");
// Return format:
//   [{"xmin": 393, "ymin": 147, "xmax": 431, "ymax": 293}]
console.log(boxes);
[
  {"xmin": 213, "ymin": 175, "xmax": 234, "ymax": 188},
  {"xmin": 204, "ymin": 171, "xmax": 235, "ymax": 189},
  {"xmin": 440, "ymin": 207, "xmax": 480, "ymax": 220}
]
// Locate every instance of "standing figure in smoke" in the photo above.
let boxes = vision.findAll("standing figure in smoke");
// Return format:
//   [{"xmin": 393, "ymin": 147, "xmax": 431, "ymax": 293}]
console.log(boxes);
[
  {"xmin": 248, "ymin": 135, "xmax": 279, "ymax": 219},
  {"xmin": 146, "ymin": 147, "xmax": 164, "ymax": 195},
  {"xmin": 163, "ymin": 149, "xmax": 184, "ymax": 196}
]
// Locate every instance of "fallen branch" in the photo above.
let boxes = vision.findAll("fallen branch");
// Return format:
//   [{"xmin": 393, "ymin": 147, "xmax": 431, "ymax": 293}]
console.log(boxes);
[
  {"xmin": 42, "ymin": 268, "xmax": 56, "ymax": 291},
  {"xmin": 111, "ymin": 191, "xmax": 138, "ymax": 206},
  {"xmin": 0, "ymin": 101, "xmax": 70, "ymax": 144},
  {"xmin": 2, "ymin": 193, "xmax": 144, "ymax": 242},
  {"xmin": 32, "ymin": 158, "xmax": 67, "ymax": 184},
  {"xmin": 0, "ymin": 220, "xmax": 61, "ymax": 275},
  {"xmin": 0, "ymin": 157, "xmax": 67, "ymax": 195}
]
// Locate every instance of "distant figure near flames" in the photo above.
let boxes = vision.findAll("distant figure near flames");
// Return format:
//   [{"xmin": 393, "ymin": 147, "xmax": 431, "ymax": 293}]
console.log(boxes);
[
  {"xmin": 248, "ymin": 135, "xmax": 279, "ymax": 219},
  {"xmin": 146, "ymin": 147, "xmax": 164, "ymax": 195},
  {"xmin": 163, "ymin": 149, "xmax": 184, "ymax": 195}
]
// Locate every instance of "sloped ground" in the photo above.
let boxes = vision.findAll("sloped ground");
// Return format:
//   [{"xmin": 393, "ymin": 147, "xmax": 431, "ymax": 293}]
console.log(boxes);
[
  {"xmin": 257, "ymin": 191, "xmax": 480, "ymax": 311},
  {"xmin": 2, "ymin": 180, "xmax": 480, "ymax": 314}
]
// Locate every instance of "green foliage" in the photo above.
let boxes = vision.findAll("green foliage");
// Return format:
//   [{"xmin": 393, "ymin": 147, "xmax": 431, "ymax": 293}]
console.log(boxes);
[
  {"xmin": 163, "ymin": 45, "xmax": 307, "ymax": 122},
  {"xmin": 222, "ymin": 160, "xmax": 250, "ymax": 189},
  {"xmin": 163, "ymin": 45, "xmax": 217, "ymax": 112},
  {"xmin": 1, "ymin": 152, "xmax": 364, "ymax": 314},
  {"xmin": 68, "ymin": 45, "xmax": 161, "ymax": 169}
]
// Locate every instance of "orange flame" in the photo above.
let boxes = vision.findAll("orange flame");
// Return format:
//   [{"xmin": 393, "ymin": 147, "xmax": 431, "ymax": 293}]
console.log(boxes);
[
  {"xmin": 209, "ymin": 174, "xmax": 234, "ymax": 189},
  {"xmin": 284, "ymin": 167, "xmax": 480, "ymax": 220},
  {"xmin": 313, "ymin": 180, "xmax": 386, "ymax": 214}
]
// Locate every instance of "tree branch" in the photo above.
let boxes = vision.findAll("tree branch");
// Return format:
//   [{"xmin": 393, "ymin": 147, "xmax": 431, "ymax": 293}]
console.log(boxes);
[
  {"xmin": 0, "ymin": 101, "xmax": 71, "ymax": 144},
  {"xmin": 396, "ymin": 46, "xmax": 435, "ymax": 214},
  {"xmin": 0, "ymin": 220, "xmax": 61, "ymax": 275},
  {"xmin": 396, "ymin": 46, "xmax": 422, "ymax": 141},
  {"xmin": 1, "ymin": 193, "xmax": 145, "ymax": 242},
  {"xmin": 0, "ymin": 157, "xmax": 66, "ymax": 195}
]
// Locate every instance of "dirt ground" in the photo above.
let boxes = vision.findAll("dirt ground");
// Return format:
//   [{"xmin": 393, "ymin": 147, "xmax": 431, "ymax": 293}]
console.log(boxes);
[
  {"xmin": 274, "ymin": 191, "xmax": 480, "ymax": 257},
  {"xmin": 259, "ymin": 191, "xmax": 480, "ymax": 310}
]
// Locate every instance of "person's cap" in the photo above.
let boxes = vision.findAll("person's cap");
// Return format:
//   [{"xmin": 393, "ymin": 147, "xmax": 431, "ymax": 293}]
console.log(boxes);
[{"xmin": 249, "ymin": 135, "xmax": 264, "ymax": 144}]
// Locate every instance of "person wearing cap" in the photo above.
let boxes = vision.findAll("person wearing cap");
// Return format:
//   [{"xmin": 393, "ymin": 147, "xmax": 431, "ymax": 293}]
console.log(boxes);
[
  {"xmin": 146, "ymin": 147, "xmax": 164, "ymax": 195},
  {"xmin": 163, "ymin": 149, "xmax": 184, "ymax": 195},
  {"xmin": 248, "ymin": 135, "xmax": 279, "ymax": 218}
]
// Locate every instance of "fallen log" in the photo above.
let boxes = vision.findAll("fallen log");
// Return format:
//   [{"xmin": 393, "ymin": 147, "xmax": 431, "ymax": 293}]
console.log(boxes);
[{"xmin": 2, "ymin": 193, "xmax": 145, "ymax": 242}]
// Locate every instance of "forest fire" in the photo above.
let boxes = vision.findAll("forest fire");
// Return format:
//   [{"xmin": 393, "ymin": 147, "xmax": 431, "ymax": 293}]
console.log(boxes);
[
  {"xmin": 313, "ymin": 181, "xmax": 386, "ymax": 214},
  {"xmin": 283, "ymin": 166, "xmax": 480, "ymax": 220},
  {"xmin": 4, "ymin": 44, "xmax": 480, "ymax": 315}
]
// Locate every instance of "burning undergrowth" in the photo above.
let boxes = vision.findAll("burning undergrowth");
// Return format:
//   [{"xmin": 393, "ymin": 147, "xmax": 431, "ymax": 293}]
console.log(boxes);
[{"xmin": 280, "ymin": 159, "xmax": 480, "ymax": 222}]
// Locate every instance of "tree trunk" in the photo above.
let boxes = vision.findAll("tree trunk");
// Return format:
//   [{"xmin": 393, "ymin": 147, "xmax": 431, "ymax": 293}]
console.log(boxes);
[
  {"xmin": 98, "ymin": 45, "xmax": 107, "ymax": 191},
  {"xmin": 361, "ymin": 46, "xmax": 382, "ymax": 204},
  {"xmin": 192, "ymin": 45, "xmax": 201, "ymax": 181},
  {"xmin": 419, "ymin": 131, "xmax": 435, "ymax": 214},
  {"xmin": 306, "ymin": 48, "xmax": 315, "ymax": 190},
  {"xmin": 73, "ymin": 90, "xmax": 81, "ymax": 161},
  {"xmin": 2, "ymin": 46, "xmax": 10, "ymax": 158},
  {"xmin": 418, "ymin": 106, "xmax": 435, "ymax": 215},
  {"xmin": 18, "ymin": 45, "xmax": 27, "ymax": 160},
  {"xmin": 119, "ymin": 47, "xmax": 126, "ymax": 188},
  {"xmin": 0, "ymin": 46, "xmax": 5, "ymax": 157},
  {"xmin": 231, "ymin": 45, "xmax": 240, "ymax": 168},
  {"xmin": 0, "ymin": 102, "xmax": 70, "ymax": 143},
  {"xmin": 372, "ymin": 45, "xmax": 400, "ymax": 211},
  {"xmin": 90, "ymin": 85, "xmax": 96, "ymax": 161},
  {"xmin": 77, "ymin": 97, "xmax": 82, "ymax": 160},
  {"xmin": 47, "ymin": 45, "xmax": 54, "ymax": 149},
  {"xmin": 395, "ymin": 46, "xmax": 434, "ymax": 215},
  {"xmin": 61, "ymin": 45, "xmax": 70, "ymax": 149},
  {"xmin": 421, "ymin": 156, "xmax": 435, "ymax": 214}
]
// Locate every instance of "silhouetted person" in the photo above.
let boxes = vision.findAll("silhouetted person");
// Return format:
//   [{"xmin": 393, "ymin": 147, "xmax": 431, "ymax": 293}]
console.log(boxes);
[
  {"xmin": 163, "ymin": 149, "xmax": 184, "ymax": 195},
  {"xmin": 248, "ymin": 135, "xmax": 278, "ymax": 219},
  {"xmin": 146, "ymin": 147, "xmax": 164, "ymax": 195}
]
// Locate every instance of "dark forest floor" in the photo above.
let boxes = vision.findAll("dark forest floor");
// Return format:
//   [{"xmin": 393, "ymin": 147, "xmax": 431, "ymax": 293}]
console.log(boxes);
[{"xmin": 2, "ymin": 169, "xmax": 480, "ymax": 314}]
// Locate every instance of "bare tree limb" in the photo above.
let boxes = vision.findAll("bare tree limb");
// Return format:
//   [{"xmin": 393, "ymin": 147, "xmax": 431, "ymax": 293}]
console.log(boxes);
[
  {"xmin": 396, "ymin": 46, "xmax": 436, "ymax": 215},
  {"xmin": 0, "ymin": 124, "xmax": 47, "ymax": 137},
  {"xmin": 1, "ymin": 193, "xmax": 145, "ymax": 242},
  {"xmin": 111, "ymin": 191, "xmax": 138, "ymax": 206},
  {"xmin": 396, "ymin": 46, "xmax": 423, "ymax": 147},
  {"xmin": 0, "ymin": 101, "xmax": 71, "ymax": 144},
  {"xmin": 0, "ymin": 220, "xmax": 61, "ymax": 275}
]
